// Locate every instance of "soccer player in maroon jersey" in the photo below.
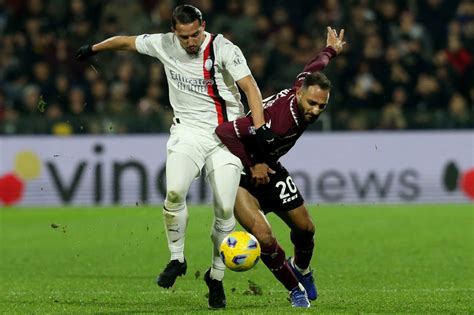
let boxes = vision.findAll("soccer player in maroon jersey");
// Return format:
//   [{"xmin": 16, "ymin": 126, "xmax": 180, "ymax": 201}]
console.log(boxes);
[{"xmin": 215, "ymin": 27, "xmax": 346, "ymax": 308}]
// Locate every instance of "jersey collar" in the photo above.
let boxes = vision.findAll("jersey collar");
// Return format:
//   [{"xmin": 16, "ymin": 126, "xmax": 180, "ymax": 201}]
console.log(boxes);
[{"xmin": 172, "ymin": 31, "xmax": 211, "ymax": 57}]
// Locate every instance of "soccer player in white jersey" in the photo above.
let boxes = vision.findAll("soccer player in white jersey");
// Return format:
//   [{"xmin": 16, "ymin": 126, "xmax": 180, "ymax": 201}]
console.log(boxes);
[{"xmin": 76, "ymin": 5, "xmax": 275, "ymax": 309}]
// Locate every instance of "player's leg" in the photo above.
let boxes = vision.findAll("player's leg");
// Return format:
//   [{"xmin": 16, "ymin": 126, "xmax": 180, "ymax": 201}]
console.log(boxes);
[
  {"xmin": 157, "ymin": 151, "xmax": 200, "ymax": 288},
  {"xmin": 274, "ymin": 204, "xmax": 317, "ymax": 300},
  {"xmin": 204, "ymin": 162, "xmax": 240, "ymax": 309},
  {"xmin": 235, "ymin": 187, "xmax": 303, "ymax": 293},
  {"xmin": 207, "ymin": 163, "xmax": 241, "ymax": 277},
  {"xmin": 204, "ymin": 146, "xmax": 244, "ymax": 279},
  {"xmin": 236, "ymin": 187, "xmax": 310, "ymax": 307},
  {"xmin": 275, "ymin": 204, "xmax": 315, "ymax": 272}
]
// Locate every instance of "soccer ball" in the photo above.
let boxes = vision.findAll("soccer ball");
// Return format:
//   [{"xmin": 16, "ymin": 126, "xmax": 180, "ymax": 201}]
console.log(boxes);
[{"xmin": 220, "ymin": 231, "xmax": 261, "ymax": 272}]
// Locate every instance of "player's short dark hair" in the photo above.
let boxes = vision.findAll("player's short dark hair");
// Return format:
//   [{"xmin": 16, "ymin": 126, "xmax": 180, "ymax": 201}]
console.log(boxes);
[
  {"xmin": 302, "ymin": 72, "xmax": 332, "ymax": 90},
  {"xmin": 172, "ymin": 5, "xmax": 203, "ymax": 28}
]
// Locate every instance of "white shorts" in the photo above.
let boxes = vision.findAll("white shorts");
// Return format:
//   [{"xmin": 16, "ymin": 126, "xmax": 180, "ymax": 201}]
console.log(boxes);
[{"xmin": 167, "ymin": 123, "xmax": 242, "ymax": 176}]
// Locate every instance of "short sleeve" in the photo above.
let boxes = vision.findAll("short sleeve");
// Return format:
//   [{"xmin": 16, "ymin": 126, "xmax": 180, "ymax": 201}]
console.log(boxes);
[
  {"xmin": 219, "ymin": 37, "xmax": 252, "ymax": 81},
  {"xmin": 135, "ymin": 34, "xmax": 163, "ymax": 58}
]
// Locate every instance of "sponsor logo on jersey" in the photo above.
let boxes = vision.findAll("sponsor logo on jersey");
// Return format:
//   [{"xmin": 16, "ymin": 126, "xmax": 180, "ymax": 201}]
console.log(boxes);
[{"xmin": 170, "ymin": 69, "xmax": 214, "ymax": 93}]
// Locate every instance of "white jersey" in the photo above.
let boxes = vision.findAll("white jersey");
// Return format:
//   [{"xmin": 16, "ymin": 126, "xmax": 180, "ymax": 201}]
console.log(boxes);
[{"xmin": 135, "ymin": 32, "xmax": 251, "ymax": 131}]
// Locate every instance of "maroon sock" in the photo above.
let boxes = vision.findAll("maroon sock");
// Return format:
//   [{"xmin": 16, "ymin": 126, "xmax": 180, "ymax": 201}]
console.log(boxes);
[
  {"xmin": 260, "ymin": 241, "xmax": 299, "ymax": 291},
  {"xmin": 290, "ymin": 230, "xmax": 314, "ymax": 270}
]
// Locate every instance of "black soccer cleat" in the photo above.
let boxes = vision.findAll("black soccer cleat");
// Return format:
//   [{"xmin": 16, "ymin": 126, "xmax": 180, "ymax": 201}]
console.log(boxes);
[
  {"xmin": 157, "ymin": 259, "xmax": 187, "ymax": 288},
  {"xmin": 204, "ymin": 268, "xmax": 226, "ymax": 309}
]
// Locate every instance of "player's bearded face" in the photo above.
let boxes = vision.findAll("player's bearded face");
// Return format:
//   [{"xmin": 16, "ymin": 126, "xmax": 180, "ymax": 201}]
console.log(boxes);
[
  {"xmin": 174, "ymin": 20, "xmax": 206, "ymax": 55},
  {"xmin": 296, "ymin": 85, "xmax": 330, "ymax": 123}
]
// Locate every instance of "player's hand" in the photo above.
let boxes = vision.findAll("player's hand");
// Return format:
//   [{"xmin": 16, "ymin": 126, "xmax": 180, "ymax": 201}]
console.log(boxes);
[
  {"xmin": 250, "ymin": 163, "xmax": 276, "ymax": 186},
  {"xmin": 255, "ymin": 124, "xmax": 282, "ymax": 154},
  {"xmin": 326, "ymin": 27, "xmax": 346, "ymax": 54},
  {"xmin": 75, "ymin": 44, "xmax": 97, "ymax": 61}
]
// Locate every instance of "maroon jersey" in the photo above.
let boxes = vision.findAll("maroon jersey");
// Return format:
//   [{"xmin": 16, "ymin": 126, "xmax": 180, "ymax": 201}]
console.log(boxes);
[{"xmin": 216, "ymin": 46, "xmax": 337, "ymax": 167}]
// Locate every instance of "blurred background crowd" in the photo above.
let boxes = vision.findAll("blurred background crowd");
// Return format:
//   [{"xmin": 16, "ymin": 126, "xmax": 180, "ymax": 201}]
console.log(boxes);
[{"xmin": 0, "ymin": 0, "xmax": 473, "ymax": 135}]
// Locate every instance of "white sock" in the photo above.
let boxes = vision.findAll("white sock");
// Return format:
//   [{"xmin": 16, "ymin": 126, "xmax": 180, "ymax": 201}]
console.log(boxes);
[
  {"xmin": 210, "ymin": 216, "xmax": 236, "ymax": 281},
  {"xmin": 163, "ymin": 203, "xmax": 188, "ymax": 262}
]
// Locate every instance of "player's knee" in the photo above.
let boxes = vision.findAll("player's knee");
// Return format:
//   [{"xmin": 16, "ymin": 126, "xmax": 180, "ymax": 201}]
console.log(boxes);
[
  {"xmin": 291, "ymin": 221, "xmax": 315, "ymax": 242},
  {"xmin": 165, "ymin": 189, "xmax": 186, "ymax": 206},
  {"xmin": 305, "ymin": 221, "xmax": 316, "ymax": 236},
  {"xmin": 294, "ymin": 218, "xmax": 316, "ymax": 237}
]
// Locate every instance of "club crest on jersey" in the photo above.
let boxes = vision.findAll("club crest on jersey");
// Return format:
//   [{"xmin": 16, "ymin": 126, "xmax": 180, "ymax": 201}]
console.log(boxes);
[
  {"xmin": 248, "ymin": 126, "xmax": 256, "ymax": 135},
  {"xmin": 204, "ymin": 58, "xmax": 213, "ymax": 71}
]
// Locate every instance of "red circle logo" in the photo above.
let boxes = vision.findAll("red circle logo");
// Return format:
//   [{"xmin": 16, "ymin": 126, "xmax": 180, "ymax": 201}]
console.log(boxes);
[{"xmin": 0, "ymin": 173, "xmax": 25, "ymax": 206}]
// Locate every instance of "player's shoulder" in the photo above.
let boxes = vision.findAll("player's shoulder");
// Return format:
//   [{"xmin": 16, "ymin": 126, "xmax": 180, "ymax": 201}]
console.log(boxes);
[{"xmin": 213, "ymin": 33, "xmax": 237, "ymax": 48}]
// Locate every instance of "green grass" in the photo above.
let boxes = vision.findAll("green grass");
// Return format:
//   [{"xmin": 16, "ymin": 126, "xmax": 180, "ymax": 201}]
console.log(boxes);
[{"xmin": 1, "ymin": 204, "xmax": 473, "ymax": 314}]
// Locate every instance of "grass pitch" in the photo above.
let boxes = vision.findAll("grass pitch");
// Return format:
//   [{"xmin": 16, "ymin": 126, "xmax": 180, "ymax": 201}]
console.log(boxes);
[{"xmin": 0, "ymin": 204, "xmax": 473, "ymax": 314}]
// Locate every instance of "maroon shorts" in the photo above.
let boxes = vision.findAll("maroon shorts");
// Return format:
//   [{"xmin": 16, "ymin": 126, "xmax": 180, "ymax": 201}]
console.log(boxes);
[{"xmin": 239, "ymin": 163, "xmax": 304, "ymax": 213}]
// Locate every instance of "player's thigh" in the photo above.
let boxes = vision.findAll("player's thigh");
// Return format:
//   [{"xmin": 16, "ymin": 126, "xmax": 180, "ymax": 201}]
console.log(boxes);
[
  {"xmin": 167, "ymin": 124, "xmax": 206, "ymax": 171},
  {"xmin": 207, "ymin": 163, "xmax": 241, "ymax": 218},
  {"xmin": 274, "ymin": 204, "xmax": 315, "ymax": 234},
  {"xmin": 205, "ymin": 145, "xmax": 243, "ymax": 212},
  {"xmin": 165, "ymin": 151, "xmax": 200, "ymax": 201},
  {"xmin": 235, "ymin": 187, "xmax": 274, "ymax": 246}
]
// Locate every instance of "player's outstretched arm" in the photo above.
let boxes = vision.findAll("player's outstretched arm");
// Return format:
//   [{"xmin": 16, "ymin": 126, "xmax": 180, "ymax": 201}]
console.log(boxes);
[{"xmin": 76, "ymin": 36, "xmax": 138, "ymax": 61}]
